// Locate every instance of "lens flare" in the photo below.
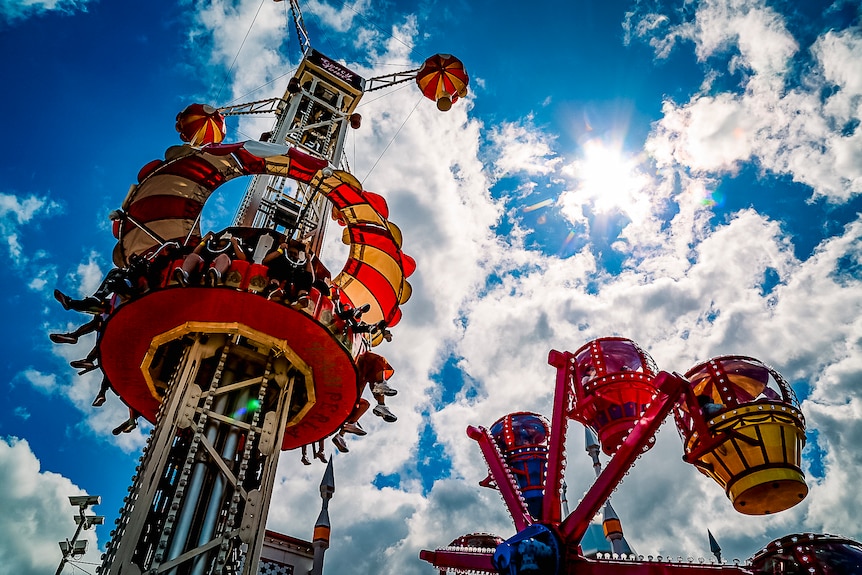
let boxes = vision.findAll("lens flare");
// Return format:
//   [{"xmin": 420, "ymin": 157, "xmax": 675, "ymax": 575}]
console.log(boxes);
[
  {"xmin": 523, "ymin": 198, "xmax": 554, "ymax": 213},
  {"xmin": 559, "ymin": 230, "xmax": 577, "ymax": 256},
  {"xmin": 701, "ymin": 189, "xmax": 725, "ymax": 207},
  {"xmin": 232, "ymin": 398, "xmax": 262, "ymax": 419}
]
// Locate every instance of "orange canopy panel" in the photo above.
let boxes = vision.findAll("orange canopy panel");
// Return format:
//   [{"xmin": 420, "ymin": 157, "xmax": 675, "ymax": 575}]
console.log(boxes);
[{"xmin": 114, "ymin": 141, "xmax": 414, "ymax": 337}]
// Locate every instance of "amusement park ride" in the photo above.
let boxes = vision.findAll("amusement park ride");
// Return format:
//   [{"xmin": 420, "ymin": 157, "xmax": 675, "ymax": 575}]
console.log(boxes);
[
  {"xmin": 50, "ymin": 0, "xmax": 467, "ymax": 573},
  {"xmin": 418, "ymin": 340, "xmax": 862, "ymax": 574},
  {"xmin": 49, "ymin": 1, "xmax": 861, "ymax": 574}
]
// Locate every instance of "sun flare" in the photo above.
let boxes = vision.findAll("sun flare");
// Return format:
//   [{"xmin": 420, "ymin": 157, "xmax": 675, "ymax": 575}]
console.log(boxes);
[{"xmin": 560, "ymin": 139, "xmax": 650, "ymax": 224}]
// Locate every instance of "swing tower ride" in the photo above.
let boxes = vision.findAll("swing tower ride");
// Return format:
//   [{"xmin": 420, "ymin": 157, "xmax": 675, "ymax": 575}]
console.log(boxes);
[{"xmin": 62, "ymin": 2, "xmax": 468, "ymax": 573}]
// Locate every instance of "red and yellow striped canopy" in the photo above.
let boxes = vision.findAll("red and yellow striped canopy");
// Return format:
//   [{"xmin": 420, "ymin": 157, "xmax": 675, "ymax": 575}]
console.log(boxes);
[
  {"xmin": 415, "ymin": 54, "xmax": 469, "ymax": 111},
  {"xmin": 114, "ymin": 141, "xmax": 414, "ymax": 331},
  {"xmin": 175, "ymin": 103, "xmax": 227, "ymax": 147}
]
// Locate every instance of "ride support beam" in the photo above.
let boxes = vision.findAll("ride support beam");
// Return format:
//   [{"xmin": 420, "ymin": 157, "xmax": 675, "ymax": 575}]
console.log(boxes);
[
  {"xmin": 543, "ymin": 349, "xmax": 571, "ymax": 524},
  {"xmin": 364, "ymin": 69, "xmax": 421, "ymax": 92},
  {"xmin": 467, "ymin": 425, "xmax": 533, "ymax": 533},
  {"xmin": 217, "ymin": 98, "xmax": 285, "ymax": 117},
  {"xmin": 558, "ymin": 371, "xmax": 688, "ymax": 545}
]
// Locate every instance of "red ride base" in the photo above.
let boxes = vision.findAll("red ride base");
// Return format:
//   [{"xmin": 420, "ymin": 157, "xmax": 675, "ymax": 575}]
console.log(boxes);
[{"xmin": 99, "ymin": 288, "xmax": 358, "ymax": 450}]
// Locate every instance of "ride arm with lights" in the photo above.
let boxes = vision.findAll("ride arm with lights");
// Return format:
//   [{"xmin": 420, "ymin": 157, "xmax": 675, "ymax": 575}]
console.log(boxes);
[
  {"xmin": 422, "ymin": 371, "xmax": 729, "ymax": 575},
  {"xmin": 542, "ymin": 350, "xmax": 571, "ymax": 524},
  {"xmin": 557, "ymin": 370, "xmax": 688, "ymax": 544},
  {"xmin": 467, "ymin": 425, "xmax": 534, "ymax": 533},
  {"xmin": 422, "ymin": 340, "xmax": 815, "ymax": 575}
]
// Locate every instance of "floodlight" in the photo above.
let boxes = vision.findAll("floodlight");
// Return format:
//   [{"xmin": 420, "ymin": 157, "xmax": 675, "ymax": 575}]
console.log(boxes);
[
  {"xmin": 68, "ymin": 495, "xmax": 101, "ymax": 507},
  {"xmin": 58, "ymin": 539, "xmax": 89, "ymax": 556},
  {"xmin": 74, "ymin": 515, "xmax": 105, "ymax": 528}
]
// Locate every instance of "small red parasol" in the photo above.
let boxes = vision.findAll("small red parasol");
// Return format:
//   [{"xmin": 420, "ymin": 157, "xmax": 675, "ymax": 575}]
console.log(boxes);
[
  {"xmin": 415, "ymin": 54, "xmax": 469, "ymax": 111},
  {"xmin": 175, "ymin": 103, "xmax": 227, "ymax": 146}
]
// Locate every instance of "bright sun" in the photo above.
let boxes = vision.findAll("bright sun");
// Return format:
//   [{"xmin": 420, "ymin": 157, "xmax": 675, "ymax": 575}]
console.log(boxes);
[{"xmin": 560, "ymin": 139, "xmax": 649, "ymax": 223}]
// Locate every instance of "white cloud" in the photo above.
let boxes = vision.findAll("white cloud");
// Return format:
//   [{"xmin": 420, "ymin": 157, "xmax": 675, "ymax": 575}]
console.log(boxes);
[
  {"xmin": 0, "ymin": 0, "xmax": 92, "ymax": 23},
  {"xmin": 73, "ymin": 252, "xmax": 107, "ymax": 298},
  {"xmin": 625, "ymin": 0, "xmax": 798, "ymax": 81},
  {"xmin": 304, "ymin": 0, "xmax": 371, "ymax": 34},
  {"xmin": 19, "ymin": 368, "xmax": 58, "ymax": 394},
  {"xmin": 0, "ymin": 192, "xmax": 49, "ymax": 227},
  {"xmin": 692, "ymin": 0, "xmax": 798, "ymax": 82},
  {"xmin": 815, "ymin": 28, "xmax": 862, "ymax": 99},
  {"xmin": 0, "ymin": 437, "xmax": 102, "ymax": 575},
  {"xmin": 0, "ymin": 192, "xmax": 60, "ymax": 280},
  {"xmin": 630, "ymin": 1, "xmax": 862, "ymax": 204},
  {"xmin": 488, "ymin": 117, "xmax": 562, "ymax": 178}
]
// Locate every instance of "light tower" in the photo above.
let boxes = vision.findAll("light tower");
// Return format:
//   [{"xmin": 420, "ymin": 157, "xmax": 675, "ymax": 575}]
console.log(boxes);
[{"xmin": 56, "ymin": 495, "xmax": 103, "ymax": 575}]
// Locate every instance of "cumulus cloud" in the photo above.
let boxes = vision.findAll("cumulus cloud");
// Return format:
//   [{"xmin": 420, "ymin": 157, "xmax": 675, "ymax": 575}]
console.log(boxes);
[
  {"xmin": 71, "ymin": 251, "xmax": 107, "ymax": 298},
  {"xmin": 488, "ymin": 117, "xmax": 562, "ymax": 178},
  {"xmin": 0, "ymin": 192, "xmax": 60, "ymax": 294},
  {"xmin": 303, "ymin": 0, "xmax": 371, "ymax": 34},
  {"xmin": 0, "ymin": 437, "xmax": 102, "ymax": 575},
  {"xmin": 629, "ymin": 0, "xmax": 862, "ymax": 203},
  {"xmin": 0, "ymin": 192, "xmax": 60, "ymax": 267},
  {"xmin": 18, "ymin": 368, "xmax": 58, "ymax": 394}
]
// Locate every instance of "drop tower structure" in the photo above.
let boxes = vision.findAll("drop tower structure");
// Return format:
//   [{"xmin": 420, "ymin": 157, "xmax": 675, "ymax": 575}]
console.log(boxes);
[{"xmin": 67, "ymin": 4, "xmax": 469, "ymax": 573}]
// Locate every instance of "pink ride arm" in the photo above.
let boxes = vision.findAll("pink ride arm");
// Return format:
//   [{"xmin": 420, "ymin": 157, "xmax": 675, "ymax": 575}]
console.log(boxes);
[
  {"xmin": 467, "ymin": 425, "xmax": 533, "ymax": 532},
  {"xmin": 559, "ymin": 371, "xmax": 688, "ymax": 544},
  {"xmin": 543, "ymin": 349, "xmax": 571, "ymax": 524}
]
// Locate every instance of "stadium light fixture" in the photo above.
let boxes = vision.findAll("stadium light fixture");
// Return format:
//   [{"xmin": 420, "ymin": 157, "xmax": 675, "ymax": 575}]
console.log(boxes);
[{"xmin": 55, "ymin": 493, "xmax": 101, "ymax": 575}]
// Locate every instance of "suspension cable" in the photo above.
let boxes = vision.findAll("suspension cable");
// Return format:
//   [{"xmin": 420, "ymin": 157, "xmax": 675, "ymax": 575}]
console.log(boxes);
[
  {"xmin": 216, "ymin": 0, "xmax": 268, "ymax": 102},
  {"xmin": 362, "ymin": 94, "xmax": 422, "ymax": 183},
  {"xmin": 334, "ymin": 0, "xmax": 421, "ymax": 61}
]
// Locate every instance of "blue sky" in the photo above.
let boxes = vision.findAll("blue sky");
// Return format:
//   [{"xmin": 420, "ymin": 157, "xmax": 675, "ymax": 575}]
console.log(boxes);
[{"xmin": 2, "ymin": 0, "xmax": 862, "ymax": 573}]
